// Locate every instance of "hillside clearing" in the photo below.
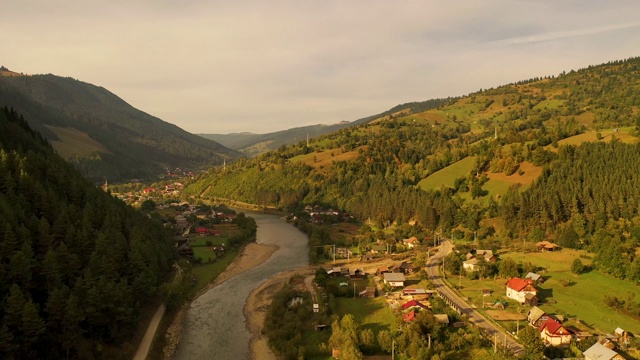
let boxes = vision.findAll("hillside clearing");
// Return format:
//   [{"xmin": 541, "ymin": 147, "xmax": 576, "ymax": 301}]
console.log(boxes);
[
  {"xmin": 549, "ymin": 128, "xmax": 638, "ymax": 150},
  {"xmin": 418, "ymin": 156, "xmax": 476, "ymax": 190},
  {"xmin": 486, "ymin": 161, "xmax": 542, "ymax": 185},
  {"xmin": 45, "ymin": 125, "xmax": 111, "ymax": 158},
  {"xmin": 290, "ymin": 146, "xmax": 365, "ymax": 172}
]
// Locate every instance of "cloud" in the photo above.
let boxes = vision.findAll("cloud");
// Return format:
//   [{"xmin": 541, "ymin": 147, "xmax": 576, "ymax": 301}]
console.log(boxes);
[
  {"xmin": 2, "ymin": 1, "xmax": 640, "ymax": 133},
  {"xmin": 489, "ymin": 22, "xmax": 640, "ymax": 47}
]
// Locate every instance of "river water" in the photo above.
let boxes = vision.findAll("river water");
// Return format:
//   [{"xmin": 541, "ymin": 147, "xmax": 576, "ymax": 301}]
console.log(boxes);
[{"xmin": 172, "ymin": 212, "xmax": 309, "ymax": 360}]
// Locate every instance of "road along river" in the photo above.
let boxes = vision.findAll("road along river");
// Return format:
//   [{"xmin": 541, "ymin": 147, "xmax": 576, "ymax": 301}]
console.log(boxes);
[{"xmin": 173, "ymin": 212, "xmax": 309, "ymax": 360}]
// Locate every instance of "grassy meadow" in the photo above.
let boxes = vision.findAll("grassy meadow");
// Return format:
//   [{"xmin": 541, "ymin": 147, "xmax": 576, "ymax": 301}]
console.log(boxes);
[
  {"xmin": 501, "ymin": 250, "xmax": 640, "ymax": 335},
  {"xmin": 417, "ymin": 156, "xmax": 476, "ymax": 191}
]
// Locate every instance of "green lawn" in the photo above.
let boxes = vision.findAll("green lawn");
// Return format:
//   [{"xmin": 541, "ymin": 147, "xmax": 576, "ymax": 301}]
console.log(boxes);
[
  {"xmin": 189, "ymin": 235, "xmax": 228, "ymax": 247},
  {"xmin": 480, "ymin": 178, "xmax": 529, "ymax": 199},
  {"xmin": 418, "ymin": 156, "xmax": 476, "ymax": 191},
  {"xmin": 190, "ymin": 248, "xmax": 240, "ymax": 296},
  {"xmin": 336, "ymin": 297, "xmax": 397, "ymax": 335},
  {"xmin": 500, "ymin": 250, "xmax": 640, "ymax": 334},
  {"xmin": 533, "ymin": 99, "xmax": 565, "ymax": 111}
]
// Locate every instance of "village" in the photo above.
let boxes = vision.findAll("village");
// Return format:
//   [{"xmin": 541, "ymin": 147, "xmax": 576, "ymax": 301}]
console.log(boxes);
[
  {"xmin": 284, "ymin": 205, "xmax": 638, "ymax": 360},
  {"xmin": 119, "ymin": 193, "xmax": 638, "ymax": 359}
]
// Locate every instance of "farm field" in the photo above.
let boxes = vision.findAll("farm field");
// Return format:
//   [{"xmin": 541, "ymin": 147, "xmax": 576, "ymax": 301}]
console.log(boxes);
[
  {"xmin": 418, "ymin": 156, "xmax": 476, "ymax": 191},
  {"xmin": 550, "ymin": 127, "xmax": 638, "ymax": 150}
]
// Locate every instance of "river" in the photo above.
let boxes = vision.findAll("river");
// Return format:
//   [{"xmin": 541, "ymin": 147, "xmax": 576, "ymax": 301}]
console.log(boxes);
[{"xmin": 172, "ymin": 212, "xmax": 309, "ymax": 360}]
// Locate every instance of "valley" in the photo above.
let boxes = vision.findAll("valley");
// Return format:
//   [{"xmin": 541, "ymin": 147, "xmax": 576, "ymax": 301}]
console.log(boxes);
[{"xmin": 3, "ymin": 56, "xmax": 640, "ymax": 359}]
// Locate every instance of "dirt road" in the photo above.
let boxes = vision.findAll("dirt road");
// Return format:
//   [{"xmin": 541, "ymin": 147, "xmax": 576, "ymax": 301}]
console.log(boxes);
[{"xmin": 133, "ymin": 303, "xmax": 165, "ymax": 360}]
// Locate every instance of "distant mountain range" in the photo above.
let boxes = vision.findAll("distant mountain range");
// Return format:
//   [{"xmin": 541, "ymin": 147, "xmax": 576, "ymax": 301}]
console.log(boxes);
[
  {"xmin": 0, "ymin": 67, "xmax": 242, "ymax": 182},
  {"xmin": 200, "ymin": 98, "xmax": 450, "ymax": 156}
]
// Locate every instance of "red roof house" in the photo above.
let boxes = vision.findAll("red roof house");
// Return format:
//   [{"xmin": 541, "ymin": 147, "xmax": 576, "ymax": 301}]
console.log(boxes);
[
  {"xmin": 196, "ymin": 227, "xmax": 208, "ymax": 236},
  {"xmin": 539, "ymin": 318, "xmax": 572, "ymax": 346},
  {"xmin": 505, "ymin": 277, "xmax": 538, "ymax": 305},
  {"xmin": 401, "ymin": 300, "xmax": 428, "ymax": 311},
  {"xmin": 403, "ymin": 310, "xmax": 417, "ymax": 323}
]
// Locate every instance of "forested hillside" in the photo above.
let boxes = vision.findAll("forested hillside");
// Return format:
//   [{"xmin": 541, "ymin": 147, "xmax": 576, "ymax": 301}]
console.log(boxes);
[
  {"xmin": 0, "ymin": 70, "xmax": 242, "ymax": 182},
  {"xmin": 0, "ymin": 107, "xmax": 176, "ymax": 359},
  {"xmin": 184, "ymin": 57, "xmax": 640, "ymax": 280},
  {"xmin": 200, "ymin": 98, "xmax": 450, "ymax": 156}
]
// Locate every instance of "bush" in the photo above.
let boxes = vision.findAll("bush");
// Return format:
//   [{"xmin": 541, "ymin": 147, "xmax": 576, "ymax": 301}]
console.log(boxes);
[{"xmin": 571, "ymin": 258, "xmax": 584, "ymax": 274}]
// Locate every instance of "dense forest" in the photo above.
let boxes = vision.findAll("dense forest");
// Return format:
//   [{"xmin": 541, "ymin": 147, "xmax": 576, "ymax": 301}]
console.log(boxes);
[
  {"xmin": 183, "ymin": 56, "xmax": 640, "ymax": 280},
  {"xmin": 0, "ymin": 107, "xmax": 176, "ymax": 359},
  {"xmin": 0, "ymin": 71, "xmax": 242, "ymax": 182}
]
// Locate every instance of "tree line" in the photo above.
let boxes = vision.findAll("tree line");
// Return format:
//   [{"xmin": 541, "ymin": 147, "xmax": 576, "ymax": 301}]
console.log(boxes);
[{"xmin": 0, "ymin": 107, "xmax": 177, "ymax": 359}]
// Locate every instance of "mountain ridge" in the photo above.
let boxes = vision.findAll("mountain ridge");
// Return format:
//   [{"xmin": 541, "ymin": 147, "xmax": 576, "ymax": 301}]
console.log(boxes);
[{"xmin": 0, "ymin": 69, "xmax": 243, "ymax": 182}]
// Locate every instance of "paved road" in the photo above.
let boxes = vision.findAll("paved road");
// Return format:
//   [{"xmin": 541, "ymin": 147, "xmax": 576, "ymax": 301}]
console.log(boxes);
[{"xmin": 425, "ymin": 240, "xmax": 524, "ymax": 355}]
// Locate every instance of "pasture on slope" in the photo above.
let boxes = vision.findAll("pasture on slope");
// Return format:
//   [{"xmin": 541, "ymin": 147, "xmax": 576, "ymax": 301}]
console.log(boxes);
[
  {"xmin": 501, "ymin": 250, "xmax": 640, "ymax": 335},
  {"xmin": 417, "ymin": 156, "xmax": 477, "ymax": 191}
]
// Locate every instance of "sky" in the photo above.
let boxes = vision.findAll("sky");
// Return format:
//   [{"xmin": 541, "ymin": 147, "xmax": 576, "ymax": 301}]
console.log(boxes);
[{"xmin": 3, "ymin": 1, "xmax": 640, "ymax": 134}]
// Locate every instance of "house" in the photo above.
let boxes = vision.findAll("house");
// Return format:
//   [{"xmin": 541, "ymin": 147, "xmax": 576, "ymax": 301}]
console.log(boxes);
[
  {"xmin": 177, "ymin": 243, "xmax": 193, "ymax": 260},
  {"xmin": 403, "ymin": 310, "xmax": 417, "ymax": 323},
  {"xmin": 361, "ymin": 254, "xmax": 374, "ymax": 262},
  {"xmin": 371, "ymin": 244, "xmax": 387, "ymax": 254},
  {"xmin": 359, "ymin": 287, "xmax": 376, "ymax": 299},
  {"xmin": 527, "ymin": 306, "xmax": 549, "ymax": 327},
  {"xmin": 348, "ymin": 268, "xmax": 365, "ymax": 280},
  {"xmin": 536, "ymin": 241, "xmax": 559, "ymax": 252},
  {"xmin": 538, "ymin": 318, "xmax": 572, "ymax": 346},
  {"xmin": 402, "ymin": 288, "xmax": 431, "ymax": 300},
  {"xmin": 196, "ymin": 227, "xmax": 208, "ymax": 236},
  {"xmin": 583, "ymin": 342, "xmax": 625, "ymax": 360},
  {"xmin": 403, "ymin": 237, "xmax": 420, "ymax": 249},
  {"xmin": 475, "ymin": 249, "xmax": 497, "ymax": 262},
  {"xmin": 614, "ymin": 327, "xmax": 629, "ymax": 344},
  {"xmin": 383, "ymin": 272, "xmax": 405, "ymax": 287},
  {"xmin": 377, "ymin": 266, "xmax": 390, "ymax": 275},
  {"xmin": 399, "ymin": 261, "xmax": 415, "ymax": 274},
  {"xmin": 463, "ymin": 258, "xmax": 480, "ymax": 272},
  {"xmin": 524, "ymin": 272, "xmax": 543, "ymax": 284},
  {"xmin": 505, "ymin": 277, "xmax": 538, "ymax": 305},
  {"xmin": 401, "ymin": 300, "xmax": 428, "ymax": 311},
  {"xmin": 326, "ymin": 267, "xmax": 343, "ymax": 277}
]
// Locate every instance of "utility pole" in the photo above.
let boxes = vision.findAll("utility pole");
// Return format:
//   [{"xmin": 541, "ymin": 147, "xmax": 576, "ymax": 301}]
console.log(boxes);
[
  {"xmin": 392, "ymin": 340, "xmax": 395, "ymax": 360},
  {"xmin": 428, "ymin": 333, "xmax": 431, "ymax": 348}
]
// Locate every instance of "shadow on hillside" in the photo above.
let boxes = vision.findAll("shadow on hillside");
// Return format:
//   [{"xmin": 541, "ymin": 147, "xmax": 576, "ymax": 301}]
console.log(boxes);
[{"xmin": 538, "ymin": 287, "xmax": 554, "ymax": 303}]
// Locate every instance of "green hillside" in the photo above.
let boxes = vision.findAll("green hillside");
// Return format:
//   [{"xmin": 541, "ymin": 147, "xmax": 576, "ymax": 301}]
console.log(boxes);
[
  {"xmin": 200, "ymin": 98, "xmax": 451, "ymax": 156},
  {"xmin": 0, "ymin": 70, "xmax": 242, "ymax": 182},
  {"xmin": 183, "ymin": 57, "xmax": 640, "ymax": 285},
  {"xmin": 0, "ymin": 107, "xmax": 176, "ymax": 359}
]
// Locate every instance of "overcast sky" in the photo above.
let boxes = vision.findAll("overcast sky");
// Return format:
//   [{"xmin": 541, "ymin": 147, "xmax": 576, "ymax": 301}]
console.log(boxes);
[{"xmin": 3, "ymin": 1, "xmax": 640, "ymax": 134}]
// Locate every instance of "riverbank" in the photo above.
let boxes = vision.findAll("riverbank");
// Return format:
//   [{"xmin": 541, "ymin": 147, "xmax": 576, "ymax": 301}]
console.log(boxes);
[
  {"xmin": 244, "ymin": 264, "xmax": 315, "ymax": 360},
  {"xmin": 162, "ymin": 242, "xmax": 278, "ymax": 359}
]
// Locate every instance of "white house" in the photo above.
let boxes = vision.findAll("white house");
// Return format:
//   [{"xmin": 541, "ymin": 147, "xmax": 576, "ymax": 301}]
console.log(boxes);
[
  {"xmin": 383, "ymin": 273, "xmax": 406, "ymax": 287},
  {"xmin": 539, "ymin": 318, "xmax": 572, "ymax": 346},
  {"xmin": 402, "ymin": 236, "xmax": 420, "ymax": 249},
  {"xmin": 505, "ymin": 277, "xmax": 538, "ymax": 305}
]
